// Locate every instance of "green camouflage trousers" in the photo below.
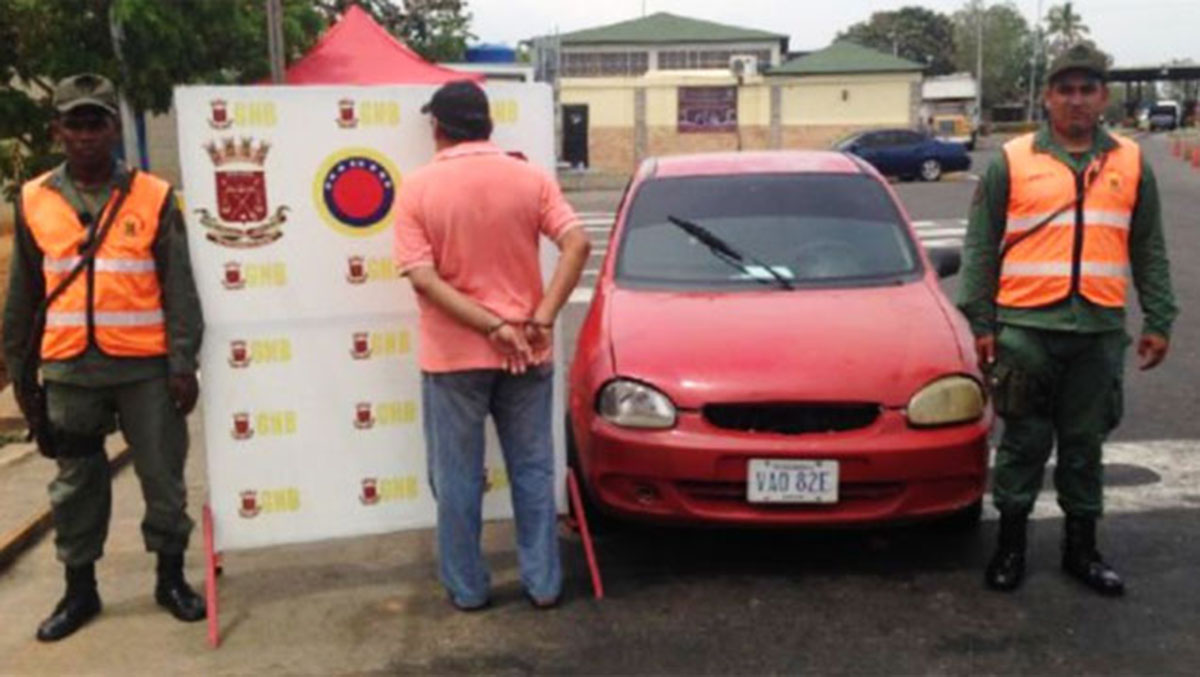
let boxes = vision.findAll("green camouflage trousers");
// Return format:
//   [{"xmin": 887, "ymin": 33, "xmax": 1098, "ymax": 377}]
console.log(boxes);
[
  {"xmin": 990, "ymin": 325, "xmax": 1128, "ymax": 518},
  {"xmin": 45, "ymin": 376, "xmax": 193, "ymax": 566}
]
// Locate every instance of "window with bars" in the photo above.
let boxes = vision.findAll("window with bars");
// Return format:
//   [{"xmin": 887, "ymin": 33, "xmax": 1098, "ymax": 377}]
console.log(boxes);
[
  {"xmin": 659, "ymin": 49, "xmax": 772, "ymax": 70},
  {"xmin": 561, "ymin": 51, "xmax": 650, "ymax": 77}
]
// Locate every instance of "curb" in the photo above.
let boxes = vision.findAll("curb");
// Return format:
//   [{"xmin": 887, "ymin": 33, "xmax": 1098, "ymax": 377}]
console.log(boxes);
[
  {"xmin": 558, "ymin": 171, "xmax": 630, "ymax": 192},
  {"xmin": 0, "ymin": 440, "xmax": 35, "ymax": 470},
  {"xmin": 0, "ymin": 446, "xmax": 132, "ymax": 570}
]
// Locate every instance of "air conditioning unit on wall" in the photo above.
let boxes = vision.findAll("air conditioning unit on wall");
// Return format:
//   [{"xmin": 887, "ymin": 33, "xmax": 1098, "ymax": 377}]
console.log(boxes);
[{"xmin": 729, "ymin": 55, "xmax": 758, "ymax": 79}]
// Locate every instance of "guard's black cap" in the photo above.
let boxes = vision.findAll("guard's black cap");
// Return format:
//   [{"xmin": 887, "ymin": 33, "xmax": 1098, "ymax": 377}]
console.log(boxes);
[{"xmin": 421, "ymin": 80, "xmax": 493, "ymax": 140}]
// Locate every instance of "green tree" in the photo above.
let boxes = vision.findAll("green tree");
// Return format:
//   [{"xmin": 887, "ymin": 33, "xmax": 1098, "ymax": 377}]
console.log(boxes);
[
  {"xmin": 1044, "ymin": 2, "xmax": 1090, "ymax": 59},
  {"xmin": 836, "ymin": 6, "xmax": 957, "ymax": 75},
  {"xmin": 0, "ymin": 0, "xmax": 325, "ymax": 196},
  {"xmin": 953, "ymin": 1, "xmax": 1034, "ymax": 112},
  {"xmin": 316, "ymin": 0, "xmax": 475, "ymax": 63}
]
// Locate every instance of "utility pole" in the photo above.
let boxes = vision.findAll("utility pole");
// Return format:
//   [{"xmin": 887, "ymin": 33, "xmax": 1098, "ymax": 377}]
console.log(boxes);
[
  {"xmin": 107, "ymin": 5, "xmax": 141, "ymax": 168},
  {"xmin": 975, "ymin": 1, "xmax": 984, "ymax": 127},
  {"xmin": 266, "ymin": 0, "xmax": 286, "ymax": 84},
  {"xmin": 1026, "ymin": 0, "xmax": 1044, "ymax": 121}
]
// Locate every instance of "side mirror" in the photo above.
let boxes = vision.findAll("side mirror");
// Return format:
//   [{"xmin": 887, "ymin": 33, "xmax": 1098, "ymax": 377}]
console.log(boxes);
[{"xmin": 928, "ymin": 246, "xmax": 961, "ymax": 279}]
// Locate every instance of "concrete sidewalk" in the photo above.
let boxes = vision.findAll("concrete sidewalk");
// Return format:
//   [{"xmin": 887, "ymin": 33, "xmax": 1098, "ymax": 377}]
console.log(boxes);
[{"xmin": 0, "ymin": 400, "xmax": 594, "ymax": 675}]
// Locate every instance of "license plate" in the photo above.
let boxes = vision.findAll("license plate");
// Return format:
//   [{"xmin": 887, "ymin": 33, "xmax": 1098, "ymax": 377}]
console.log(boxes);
[{"xmin": 747, "ymin": 459, "xmax": 839, "ymax": 504}]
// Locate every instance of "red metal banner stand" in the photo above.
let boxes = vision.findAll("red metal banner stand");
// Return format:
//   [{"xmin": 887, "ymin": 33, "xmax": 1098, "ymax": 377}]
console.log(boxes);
[
  {"xmin": 567, "ymin": 469, "xmax": 605, "ymax": 599},
  {"xmin": 203, "ymin": 503, "xmax": 221, "ymax": 648}
]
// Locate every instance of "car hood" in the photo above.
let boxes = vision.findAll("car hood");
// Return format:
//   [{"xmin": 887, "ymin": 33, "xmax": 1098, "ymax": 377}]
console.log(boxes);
[{"xmin": 607, "ymin": 281, "xmax": 968, "ymax": 409}]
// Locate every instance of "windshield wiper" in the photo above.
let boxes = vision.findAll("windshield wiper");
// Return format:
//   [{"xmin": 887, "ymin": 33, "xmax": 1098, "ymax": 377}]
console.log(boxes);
[{"xmin": 666, "ymin": 215, "xmax": 794, "ymax": 290}]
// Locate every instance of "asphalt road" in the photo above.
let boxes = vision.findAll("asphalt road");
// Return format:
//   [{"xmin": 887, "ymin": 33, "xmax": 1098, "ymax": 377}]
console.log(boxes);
[
  {"xmin": 2, "ymin": 135, "xmax": 1197, "ymax": 675},
  {"xmin": 535, "ymin": 134, "xmax": 1200, "ymax": 674}
]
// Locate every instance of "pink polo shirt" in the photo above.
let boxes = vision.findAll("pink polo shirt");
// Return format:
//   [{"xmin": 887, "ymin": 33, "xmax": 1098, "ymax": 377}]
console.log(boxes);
[{"xmin": 393, "ymin": 141, "xmax": 580, "ymax": 372}]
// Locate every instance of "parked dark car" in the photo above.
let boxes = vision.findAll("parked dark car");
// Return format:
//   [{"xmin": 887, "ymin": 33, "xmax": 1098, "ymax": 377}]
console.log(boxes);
[{"xmin": 835, "ymin": 129, "xmax": 971, "ymax": 181}]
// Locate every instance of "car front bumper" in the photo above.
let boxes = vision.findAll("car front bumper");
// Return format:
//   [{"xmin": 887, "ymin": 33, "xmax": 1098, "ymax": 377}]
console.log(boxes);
[{"xmin": 579, "ymin": 409, "xmax": 990, "ymax": 527}]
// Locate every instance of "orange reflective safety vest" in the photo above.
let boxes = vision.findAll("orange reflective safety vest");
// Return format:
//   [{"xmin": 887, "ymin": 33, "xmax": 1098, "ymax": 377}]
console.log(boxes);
[
  {"xmin": 21, "ymin": 170, "xmax": 171, "ymax": 360},
  {"xmin": 998, "ymin": 132, "xmax": 1141, "ymax": 309}
]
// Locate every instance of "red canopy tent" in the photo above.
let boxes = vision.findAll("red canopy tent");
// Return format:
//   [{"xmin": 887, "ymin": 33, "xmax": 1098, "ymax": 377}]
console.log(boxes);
[{"xmin": 283, "ymin": 4, "xmax": 482, "ymax": 85}]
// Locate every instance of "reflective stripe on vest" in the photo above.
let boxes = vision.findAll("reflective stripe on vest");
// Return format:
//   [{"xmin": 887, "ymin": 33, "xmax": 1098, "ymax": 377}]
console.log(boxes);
[
  {"xmin": 998, "ymin": 132, "xmax": 1141, "ymax": 309},
  {"xmin": 45, "ymin": 309, "xmax": 166, "ymax": 328},
  {"xmin": 1000, "ymin": 261, "xmax": 1130, "ymax": 278},
  {"xmin": 20, "ymin": 170, "xmax": 171, "ymax": 360},
  {"xmin": 43, "ymin": 257, "xmax": 159, "ymax": 274},
  {"xmin": 1006, "ymin": 209, "xmax": 1132, "ymax": 234}
]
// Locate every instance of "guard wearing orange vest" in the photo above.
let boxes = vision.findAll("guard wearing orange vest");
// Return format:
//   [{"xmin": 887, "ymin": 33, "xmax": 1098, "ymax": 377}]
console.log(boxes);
[
  {"xmin": 2, "ymin": 74, "xmax": 206, "ymax": 641},
  {"xmin": 957, "ymin": 46, "xmax": 1177, "ymax": 596}
]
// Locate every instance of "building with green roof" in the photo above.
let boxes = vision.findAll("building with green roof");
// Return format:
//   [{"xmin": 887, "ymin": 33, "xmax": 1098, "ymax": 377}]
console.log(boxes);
[
  {"xmin": 545, "ymin": 12, "xmax": 787, "ymax": 79},
  {"xmin": 770, "ymin": 42, "xmax": 925, "ymax": 76},
  {"xmin": 536, "ymin": 16, "xmax": 924, "ymax": 173},
  {"xmin": 558, "ymin": 11, "xmax": 787, "ymax": 47}
]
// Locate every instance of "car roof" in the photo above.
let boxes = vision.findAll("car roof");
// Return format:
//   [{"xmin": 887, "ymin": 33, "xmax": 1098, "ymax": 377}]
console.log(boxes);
[{"xmin": 649, "ymin": 150, "xmax": 865, "ymax": 178}]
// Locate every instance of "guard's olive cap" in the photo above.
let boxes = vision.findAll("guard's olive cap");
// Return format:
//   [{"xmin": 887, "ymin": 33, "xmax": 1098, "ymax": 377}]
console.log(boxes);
[
  {"xmin": 53, "ymin": 73, "xmax": 119, "ymax": 115},
  {"xmin": 1048, "ymin": 43, "xmax": 1108, "ymax": 84}
]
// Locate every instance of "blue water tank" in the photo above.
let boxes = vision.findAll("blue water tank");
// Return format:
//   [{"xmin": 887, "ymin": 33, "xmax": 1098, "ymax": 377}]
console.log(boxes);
[{"xmin": 466, "ymin": 43, "xmax": 516, "ymax": 63}]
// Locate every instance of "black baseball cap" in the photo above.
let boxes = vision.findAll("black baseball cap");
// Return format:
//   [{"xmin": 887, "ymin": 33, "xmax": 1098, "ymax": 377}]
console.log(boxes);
[{"xmin": 421, "ymin": 80, "xmax": 492, "ymax": 139}]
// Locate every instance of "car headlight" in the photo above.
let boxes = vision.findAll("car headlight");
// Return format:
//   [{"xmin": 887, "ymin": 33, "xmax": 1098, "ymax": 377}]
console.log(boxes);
[
  {"xmin": 906, "ymin": 375, "xmax": 985, "ymax": 427},
  {"xmin": 597, "ymin": 379, "xmax": 677, "ymax": 429}
]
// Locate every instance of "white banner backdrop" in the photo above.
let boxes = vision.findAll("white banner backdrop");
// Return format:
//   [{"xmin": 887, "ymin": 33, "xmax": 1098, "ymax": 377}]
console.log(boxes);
[{"xmin": 174, "ymin": 83, "xmax": 563, "ymax": 551}]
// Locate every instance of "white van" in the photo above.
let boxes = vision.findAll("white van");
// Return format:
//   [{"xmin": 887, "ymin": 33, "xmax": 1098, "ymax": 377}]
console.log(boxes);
[{"xmin": 1149, "ymin": 100, "xmax": 1181, "ymax": 131}]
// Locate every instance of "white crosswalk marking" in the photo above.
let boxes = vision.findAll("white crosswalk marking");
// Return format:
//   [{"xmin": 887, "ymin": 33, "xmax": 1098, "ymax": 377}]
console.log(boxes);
[
  {"xmin": 569, "ymin": 214, "xmax": 969, "ymax": 304},
  {"xmin": 987, "ymin": 440, "xmax": 1200, "ymax": 521}
]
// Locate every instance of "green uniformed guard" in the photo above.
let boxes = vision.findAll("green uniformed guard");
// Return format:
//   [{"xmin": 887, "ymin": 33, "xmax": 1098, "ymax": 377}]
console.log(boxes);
[
  {"xmin": 2, "ymin": 74, "xmax": 206, "ymax": 641},
  {"xmin": 958, "ymin": 44, "xmax": 1177, "ymax": 595}
]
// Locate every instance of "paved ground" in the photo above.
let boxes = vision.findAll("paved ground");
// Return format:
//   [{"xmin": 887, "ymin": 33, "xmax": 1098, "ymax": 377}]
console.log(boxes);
[{"xmin": 2, "ymin": 134, "xmax": 1199, "ymax": 675}]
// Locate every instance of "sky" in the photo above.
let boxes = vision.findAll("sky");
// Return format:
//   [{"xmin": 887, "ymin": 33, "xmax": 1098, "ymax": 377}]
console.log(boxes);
[{"xmin": 470, "ymin": 0, "xmax": 1200, "ymax": 67}]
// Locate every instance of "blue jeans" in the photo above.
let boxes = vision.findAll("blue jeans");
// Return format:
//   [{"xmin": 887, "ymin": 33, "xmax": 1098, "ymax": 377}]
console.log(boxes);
[{"xmin": 421, "ymin": 364, "xmax": 561, "ymax": 606}]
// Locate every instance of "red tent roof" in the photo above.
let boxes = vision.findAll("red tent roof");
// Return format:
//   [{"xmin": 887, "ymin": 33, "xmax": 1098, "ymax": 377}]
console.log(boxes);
[{"xmin": 284, "ymin": 5, "xmax": 482, "ymax": 85}]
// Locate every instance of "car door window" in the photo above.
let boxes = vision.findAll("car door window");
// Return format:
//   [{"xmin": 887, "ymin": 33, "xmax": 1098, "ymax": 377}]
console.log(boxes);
[{"xmin": 860, "ymin": 132, "xmax": 887, "ymax": 149}]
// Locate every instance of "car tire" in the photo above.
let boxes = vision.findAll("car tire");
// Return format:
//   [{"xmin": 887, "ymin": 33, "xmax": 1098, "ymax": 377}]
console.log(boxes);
[
  {"xmin": 565, "ymin": 414, "xmax": 619, "ymax": 535},
  {"xmin": 940, "ymin": 499, "xmax": 983, "ymax": 531},
  {"xmin": 919, "ymin": 158, "xmax": 943, "ymax": 182}
]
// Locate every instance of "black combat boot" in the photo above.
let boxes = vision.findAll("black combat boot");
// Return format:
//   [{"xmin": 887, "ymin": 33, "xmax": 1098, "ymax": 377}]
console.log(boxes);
[
  {"xmin": 36, "ymin": 563, "xmax": 102, "ymax": 642},
  {"xmin": 1061, "ymin": 515, "xmax": 1125, "ymax": 596},
  {"xmin": 985, "ymin": 512, "xmax": 1028, "ymax": 591},
  {"xmin": 154, "ymin": 553, "xmax": 207, "ymax": 621}
]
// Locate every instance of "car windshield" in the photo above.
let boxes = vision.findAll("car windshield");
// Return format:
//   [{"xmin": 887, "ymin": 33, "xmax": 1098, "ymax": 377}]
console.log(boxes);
[{"xmin": 616, "ymin": 173, "xmax": 921, "ymax": 290}]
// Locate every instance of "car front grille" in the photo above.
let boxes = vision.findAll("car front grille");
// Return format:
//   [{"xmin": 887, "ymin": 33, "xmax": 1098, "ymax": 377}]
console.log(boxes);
[{"xmin": 702, "ymin": 402, "xmax": 881, "ymax": 435}]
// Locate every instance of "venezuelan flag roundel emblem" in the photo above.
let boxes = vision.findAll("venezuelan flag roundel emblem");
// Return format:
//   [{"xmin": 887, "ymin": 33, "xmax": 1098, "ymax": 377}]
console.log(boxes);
[{"xmin": 312, "ymin": 147, "xmax": 401, "ymax": 237}]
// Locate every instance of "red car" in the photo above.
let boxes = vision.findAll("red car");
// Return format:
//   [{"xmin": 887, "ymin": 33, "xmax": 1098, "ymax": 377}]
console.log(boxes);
[{"xmin": 567, "ymin": 151, "xmax": 991, "ymax": 528}]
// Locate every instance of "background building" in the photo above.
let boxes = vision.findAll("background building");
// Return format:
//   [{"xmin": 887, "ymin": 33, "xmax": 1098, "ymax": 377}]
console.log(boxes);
[{"xmin": 538, "ymin": 13, "xmax": 923, "ymax": 173}]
